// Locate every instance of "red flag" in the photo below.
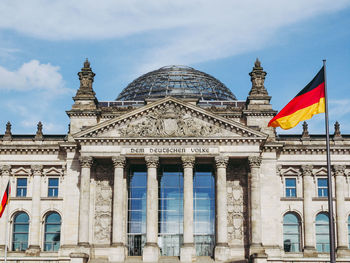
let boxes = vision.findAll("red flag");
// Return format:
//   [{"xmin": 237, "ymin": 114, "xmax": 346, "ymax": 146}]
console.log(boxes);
[{"xmin": 0, "ymin": 181, "xmax": 11, "ymax": 218}]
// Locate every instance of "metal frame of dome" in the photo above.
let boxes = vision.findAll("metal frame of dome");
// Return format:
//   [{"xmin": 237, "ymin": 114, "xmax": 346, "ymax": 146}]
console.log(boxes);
[{"xmin": 116, "ymin": 65, "xmax": 237, "ymax": 101}]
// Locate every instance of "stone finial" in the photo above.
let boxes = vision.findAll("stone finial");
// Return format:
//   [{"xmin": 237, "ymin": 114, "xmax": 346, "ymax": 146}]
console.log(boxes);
[
  {"xmin": 76, "ymin": 58, "xmax": 96, "ymax": 97},
  {"xmin": 302, "ymin": 121, "xmax": 310, "ymax": 138},
  {"xmin": 35, "ymin": 121, "xmax": 43, "ymax": 141},
  {"xmin": 334, "ymin": 121, "xmax": 342, "ymax": 138},
  {"xmin": 3, "ymin": 121, "xmax": 12, "ymax": 141},
  {"xmin": 248, "ymin": 58, "xmax": 268, "ymax": 96}
]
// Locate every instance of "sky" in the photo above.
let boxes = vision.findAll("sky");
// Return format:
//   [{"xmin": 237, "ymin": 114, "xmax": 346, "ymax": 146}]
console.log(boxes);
[{"xmin": 0, "ymin": 0, "xmax": 350, "ymax": 135}]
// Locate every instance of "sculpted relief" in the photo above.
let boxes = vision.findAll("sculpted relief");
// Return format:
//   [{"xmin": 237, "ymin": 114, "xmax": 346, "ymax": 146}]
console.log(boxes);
[
  {"xmin": 119, "ymin": 104, "xmax": 223, "ymax": 137},
  {"xmin": 93, "ymin": 165, "xmax": 113, "ymax": 244}
]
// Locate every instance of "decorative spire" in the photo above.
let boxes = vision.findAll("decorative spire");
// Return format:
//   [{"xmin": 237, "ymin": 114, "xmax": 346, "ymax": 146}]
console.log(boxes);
[
  {"xmin": 70, "ymin": 58, "xmax": 98, "ymax": 110},
  {"xmin": 74, "ymin": 58, "xmax": 96, "ymax": 100},
  {"xmin": 249, "ymin": 58, "xmax": 268, "ymax": 96},
  {"xmin": 302, "ymin": 121, "xmax": 310, "ymax": 138},
  {"xmin": 35, "ymin": 121, "xmax": 43, "ymax": 141},
  {"xmin": 334, "ymin": 121, "xmax": 342, "ymax": 139},
  {"xmin": 3, "ymin": 121, "xmax": 12, "ymax": 141}
]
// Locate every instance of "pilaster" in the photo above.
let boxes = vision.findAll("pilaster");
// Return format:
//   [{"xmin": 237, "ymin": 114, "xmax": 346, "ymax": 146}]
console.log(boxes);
[
  {"xmin": 248, "ymin": 156, "xmax": 266, "ymax": 257},
  {"xmin": 301, "ymin": 165, "xmax": 317, "ymax": 257},
  {"xmin": 143, "ymin": 156, "xmax": 160, "ymax": 262},
  {"xmin": 27, "ymin": 164, "xmax": 43, "ymax": 256},
  {"xmin": 334, "ymin": 165, "xmax": 350, "ymax": 257},
  {"xmin": 78, "ymin": 156, "xmax": 93, "ymax": 247},
  {"xmin": 0, "ymin": 165, "xmax": 11, "ymax": 251}
]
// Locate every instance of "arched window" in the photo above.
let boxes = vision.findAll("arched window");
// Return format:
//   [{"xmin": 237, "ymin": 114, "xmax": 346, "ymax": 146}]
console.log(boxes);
[
  {"xmin": 12, "ymin": 212, "xmax": 29, "ymax": 251},
  {"xmin": 316, "ymin": 213, "xmax": 329, "ymax": 252},
  {"xmin": 283, "ymin": 213, "xmax": 301, "ymax": 252},
  {"xmin": 44, "ymin": 212, "xmax": 61, "ymax": 251}
]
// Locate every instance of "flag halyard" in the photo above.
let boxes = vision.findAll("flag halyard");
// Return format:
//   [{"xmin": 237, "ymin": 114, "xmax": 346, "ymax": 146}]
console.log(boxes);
[{"xmin": 268, "ymin": 67, "xmax": 325, "ymax": 130}]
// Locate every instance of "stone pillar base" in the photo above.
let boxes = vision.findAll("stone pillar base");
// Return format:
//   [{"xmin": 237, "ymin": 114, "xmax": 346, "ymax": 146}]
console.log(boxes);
[
  {"xmin": 337, "ymin": 246, "xmax": 350, "ymax": 257},
  {"xmin": 303, "ymin": 246, "xmax": 317, "ymax": 257},
  {"xmin": 142, "ymin": 243, "xmax": 160, "ymax": 262},
  {"xmin": 249, "ymin": 243, "xmax": 266, "ymax": 256},
  {"xmin": 70, "ymin": 252, "xmax": 89, "ymax": 263},
  {"xmin": 180, "ymin": 244, "xmax": 196, "ymax": 262},
  {"xmin": 109, "ymin": 244, "xmax": 127, "ymax": 262},
  {"xmin": 250, "ymin": 252, "xmax": 268, "ymax": 263},
  {"xmin": 25, "ymin": 245, "xmax": 41, "ymax": 256},
  {"xmin": 214, "ymin": 244, "xmax": 230, "ymax": 261}
]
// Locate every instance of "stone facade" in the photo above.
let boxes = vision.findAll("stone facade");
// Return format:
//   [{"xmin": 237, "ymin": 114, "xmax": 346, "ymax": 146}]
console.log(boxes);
[{"xmin": 0, "ymin": 60, "xmax": 350, "ymax": 263}]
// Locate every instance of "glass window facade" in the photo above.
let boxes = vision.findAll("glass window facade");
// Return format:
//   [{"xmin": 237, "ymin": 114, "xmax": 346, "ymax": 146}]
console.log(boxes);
[
  {"xmin": 158, "ymin": 165, "xmax": 183, "ymax": 256},
  {"xmin": 193, "ymin": 164, "xmax": 215, "ymax": 256},
  {"xmin": 283, "ymin": 213, "xmax": 301, "ymax": 252},
  {"xmin": 16, "ymin": 178, "xmax": 27, "ymax": 197},
  {"xmin": 127, "ymin": 165, "xmax": 147, "ymax": 256},
  {"xmin": 316, "ymin": 213, "xmax": 330, "ymax": 252},
  {"xmin": 12, "ymin": 212, "xmax": 29, "ymax": 251},
  {"xmin": 285, "ymin": 178, "xmax": 296, "ymax": 197},
  {"xmin": 317, "ymin": 178, "xmax": 328, "ymax": 197},
  {"xmin": 48, "ymin": 178, "xmax": 59, "ymax": 197},
  {"xmin": 44, "ymin": 212, "xmax": 61, "ymax": 251}
]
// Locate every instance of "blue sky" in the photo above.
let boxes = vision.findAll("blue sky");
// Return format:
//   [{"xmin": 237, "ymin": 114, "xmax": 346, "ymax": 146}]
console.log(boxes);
[{"xmin": 0, "ymin": 0, "xmax": 350, "ymax": 135}]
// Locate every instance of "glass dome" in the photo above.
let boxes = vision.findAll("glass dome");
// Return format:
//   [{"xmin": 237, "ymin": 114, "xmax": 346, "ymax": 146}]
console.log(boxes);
[{"xmin": 116, "ymin": 65, "xmax": 236, "ymax": 101}]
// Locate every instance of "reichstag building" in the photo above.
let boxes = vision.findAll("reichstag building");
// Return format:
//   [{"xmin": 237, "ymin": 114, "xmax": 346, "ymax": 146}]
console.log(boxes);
[{"xmin": 0, "ymin": 59, "xmax": 350, "ymax": 263}]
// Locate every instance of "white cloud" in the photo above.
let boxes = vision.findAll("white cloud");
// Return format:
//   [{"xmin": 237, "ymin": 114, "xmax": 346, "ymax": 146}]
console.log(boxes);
[
  {"xmin": 0, "ymin": 1, "xmax": 349, "ymax": 69},
  {"xmin": 0, "ymin": 60, "xmax": 69, "ymax": 94}
]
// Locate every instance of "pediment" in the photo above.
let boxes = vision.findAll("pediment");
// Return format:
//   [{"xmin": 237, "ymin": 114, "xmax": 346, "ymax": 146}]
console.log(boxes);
[{"xmin": 74, "ymin": 97, "xmax": 267, "ymax": 140}]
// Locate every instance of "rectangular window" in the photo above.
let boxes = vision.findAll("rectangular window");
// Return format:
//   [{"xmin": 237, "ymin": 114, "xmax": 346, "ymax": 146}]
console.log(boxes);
[
  {"xmin": 317, "ymin": 178, "xmax": 328, "ymax": 197},
  {"xmin": 16, "ymin": 178, "xmax": 27, "ymax": 197},
  {"xmin": 48, "ymin": 178, "xmax": 59, "ymax": 197},
  {"xmin": 285, "ymin": 178, "xmax": 296, "ymax": 197}
]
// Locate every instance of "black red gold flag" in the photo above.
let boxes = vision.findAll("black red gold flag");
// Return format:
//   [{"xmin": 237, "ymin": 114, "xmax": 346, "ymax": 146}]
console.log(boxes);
[
  {"xmin": 0, "ymin": 181, "xmax": 11, "ymax": 218},
  {"xmin": 268, "ymin": 67, "xmax": 325, "ymax": 130}
]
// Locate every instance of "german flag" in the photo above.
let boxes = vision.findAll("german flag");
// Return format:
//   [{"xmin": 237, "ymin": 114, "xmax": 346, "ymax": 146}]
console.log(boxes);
[
  {"xmin": 268, "ymin": 67, "xmax": 325, "ymax": 130},
  {"xmin": 0, "ymin": 181, "xmax": 11, "ymax": 218}
]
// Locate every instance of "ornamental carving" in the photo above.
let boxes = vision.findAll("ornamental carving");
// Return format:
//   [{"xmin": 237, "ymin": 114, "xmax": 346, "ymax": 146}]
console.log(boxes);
[
  {"xmin": 79, "ymin": 156, "xmax": 93, "ymax": 168},
  {"xmin": 94, "ymin": 179, "xmax": 112, "ymax": 244},
  {"xmin": 333, "ymin": 165, "xmax": 346, "ymax": 176},
  {"xmin": 215, "ymin": 156, "xmax": 229, "ymax": 168},
  {"xmin": 301, "ymin": 165, "xmax": 313, "ymax": 176},
  {"xmin": 1, "ymin": 165, "xmax": 11, "ymax": 176},
  {"xmin": 31, "ymin": 164, "xmax": 43, "ymax": 176},
  {"xmin": 181, "ymin": 156, "xmax": 195, "ymax": 168},
  {"xmin": 145, "ymin": 156, "xmax": 159, "ymax": 168},
  {"xmin": 227, "ymin": 164, "xmax": 247, "ymax": 245},
  {"xmin": 112, "ymin": 156, "xmax": 126, "ymax": 168},
  {"xmin": 119, "ymin": 104, "xmax": 221, "ymax": 137},
  {"xmin": 248, "ymin": 156, "xmax": 261, "ymax": 168}
]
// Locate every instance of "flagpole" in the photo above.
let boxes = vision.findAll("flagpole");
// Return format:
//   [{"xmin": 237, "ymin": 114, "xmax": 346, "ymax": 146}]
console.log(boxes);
[
  {"xmin": 4, "ymin": 206, "xmax": 9, "ymax": 263},
  {"xmin": 323, "ymin": 59, "xmax": 336, "ymax": 263}
]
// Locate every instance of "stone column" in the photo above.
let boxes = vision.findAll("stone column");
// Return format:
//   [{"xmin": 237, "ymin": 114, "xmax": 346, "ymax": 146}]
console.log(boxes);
[
  {"xmin": 334, "ymin": 165, "xmax": 350, "ymax": 256},
  {"xmin": 214, "ymin": 156, "xmax": 229, "ymax": 261},
  {"xmin": 143, "ymin": 156, "xmax": 160, "ymax": 262},
  {"xmin": 248, "ymin": 156, "xmax": 266, "ymax": 257},
  {"xmin": 180, "ymin": 156, "xmax": 196, "ymax": 262},
  {"xmin": 0, "ymin": 165, "xmax": 11, "ymax": 251},
  {"xmin": 302, "ymin": 165, "xmax": 317, "ymax": 256},
  {"xmin": 27, "ymin": 164, "xmax": 43, "ymax": 255},
  {"xmin": 78, "ymin": 156, "xmax": 93, "ymax": 246},
  {"xmin": 110, "ymin": 156, "xmax": 127, "ymax": 262}
]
